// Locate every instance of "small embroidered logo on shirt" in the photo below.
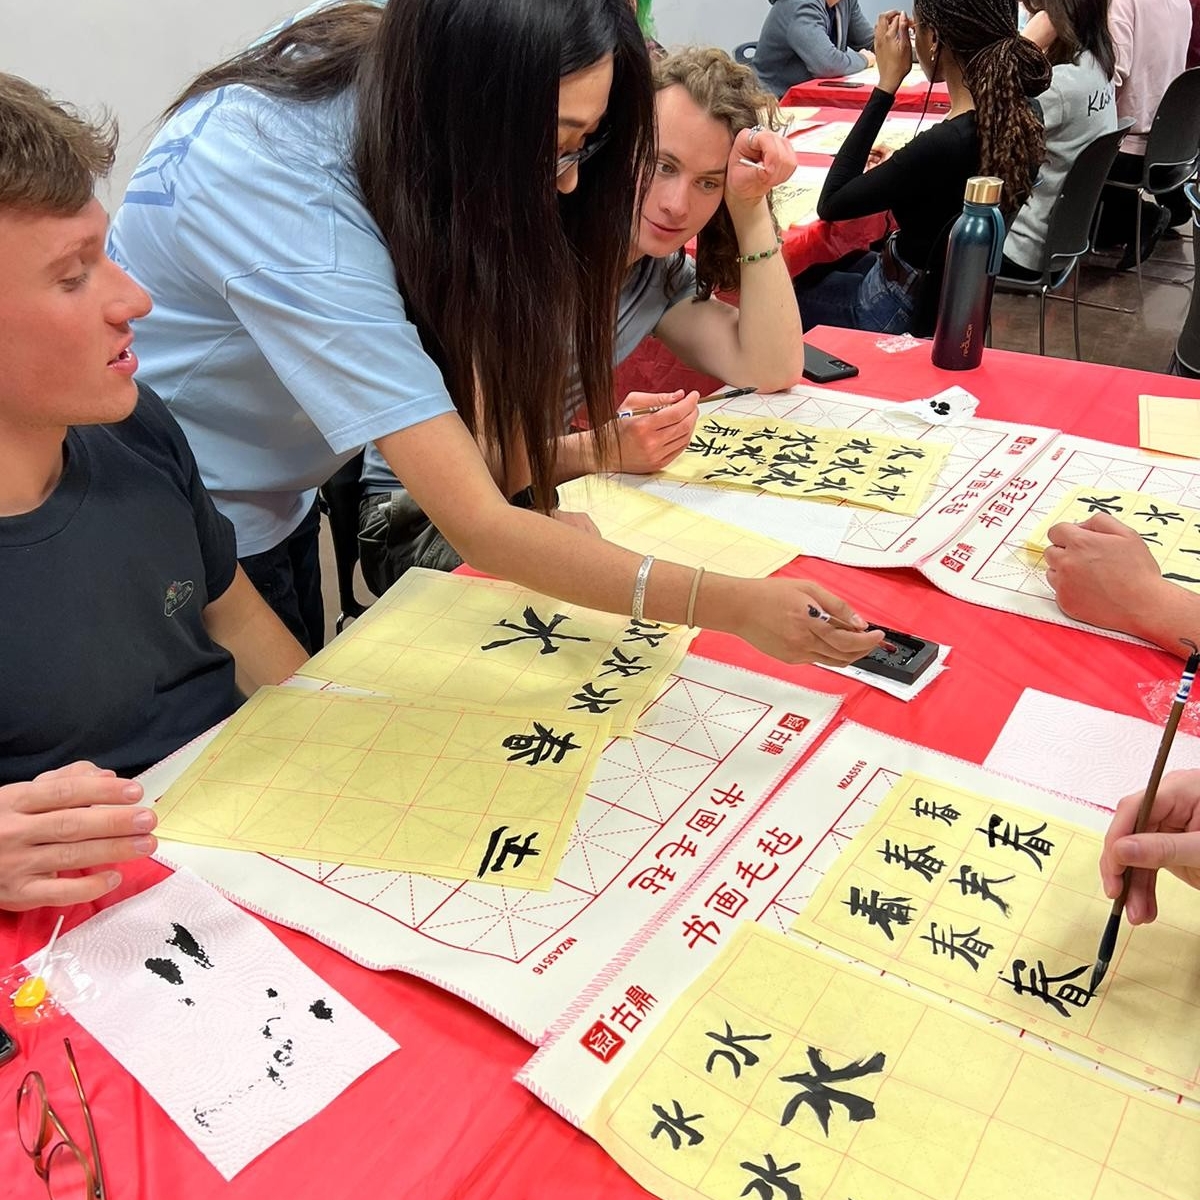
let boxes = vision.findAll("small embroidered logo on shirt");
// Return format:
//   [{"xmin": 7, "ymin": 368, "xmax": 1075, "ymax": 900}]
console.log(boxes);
[{"xmin": 164, "ymin": 580, "xmax": 195, "ymax": 617}]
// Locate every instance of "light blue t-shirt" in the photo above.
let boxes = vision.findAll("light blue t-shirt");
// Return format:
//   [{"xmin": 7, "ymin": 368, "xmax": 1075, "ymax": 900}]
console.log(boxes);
[
  {"xmin": 108, "ymin": 84, "xmax": 455, "ymax": 556},
  {"xmin": 359, "ymin": 251, "xmax": 699, "ymax": 492}
]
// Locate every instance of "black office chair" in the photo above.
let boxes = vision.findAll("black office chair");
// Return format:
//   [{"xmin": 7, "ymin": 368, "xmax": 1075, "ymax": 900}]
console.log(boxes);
[
  {"xmin": 733, "ymin": 41, "xmax": 757, "ymax": 65},
  {"xmin": 1170, "ymin": 181, "xmax": 1200, "ymax": 377},
  {"xmin": 1103, "ymin": 67, "xmax": 1200, "ymax": 288},
  {"xmin": 317, "ymin": 450, "xmax": 369, "ymax": 633},
  {"xmin": 994, "ymin": 120, "xmax": 1133, "ymax": 358}
]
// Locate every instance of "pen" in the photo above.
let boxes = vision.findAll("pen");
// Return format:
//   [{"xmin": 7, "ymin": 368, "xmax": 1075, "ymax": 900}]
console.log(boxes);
[
  {"xmin": 1088, "ymin": 640, "xmax": 1200, "ymax": 993},
  {"xmin": 807, "ymin": 605, "xmax": 897, "ymax": 653},
  {"xmin": 616, "ymin": 405, "xmax": 669, "ymax": 419},
  {"xmin": 819, "ymin": 80, "xmax": 865, "ymax": 88}
]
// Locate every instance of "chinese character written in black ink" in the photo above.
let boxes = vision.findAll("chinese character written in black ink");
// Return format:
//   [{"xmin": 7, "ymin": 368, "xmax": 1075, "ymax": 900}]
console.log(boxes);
[
  {"xmin": 843, "ymin": 886, "xmax": 915, "ymax": 941},
  {"xmin": 865, "ymin": 483, "xmax": 903, "ymax": 503},
  {"xmin": 771, "ymin": 448, "xmax": 818, "ymax": 469},
  {"xmin": 703, "ymin": 419, "xmax": 743, "ymax": 439},
  {"xmin": 1078, "ymin": 494, "xmax": 1123, "ymax": 515},
  {"xmin": 704, "ymin": 1022, "xmax": 772, "ymax": 1078},
  {"xmin": 911, "ymin": 796, "xmax": 960, "ymax": 826},
  {"xmin": 705, "ymin": 464, "xmax": 752, "ymax": 482},
  {"xmin": 1164, "ymin": 570, "xmax": 1200, "ymax": 585},
  {"xmin": 755, "ymin": 465, "xmax": 805, "ymax": 488},
  {"xmin": 568, "ymin": 682, "xmax": 621, "ymax": 713},
  {"xmin": 688, "ymin": 435, "xmax": 730, "ymax": 458},
  {"xmin": 477, "ymin": 826, "xmax": 541, "ymax": 877},
  {"xmin": 998, "ymin": 958, "xmax": 1092, "ymax": 1017},
  {"xmin": 950, "ymin": 864, "xmax": 1014, "ymax": 915},
  {"xmin": 739, "ymin": 1154, "xmax": 803, "ymax": 1200},
  {"xmin": 877, "ymin": 839, "xmax": 945, "ymax": 882},
  {"xmin": 779, "ymin": 1046, "xmax": 886, "ymax": 1134},
  {"xmin": 827, "ymin": 454, "xmax": 867, "ymax": 475},
  {"xmin": 482, "ymin": 606, "xmax": 590, "ymax": 655},
  {"xmin": 878, "ymin": 463, "xmax": 912, "ymax": 480},
  {"xmin": 839, "ymin": 438, "xmax": 876, "ymax": 455},
  {"xmin": 975, "ymin": 815, "xmax": 1055, "ymax": 870},
  {"xmin": 779, "ymin": 432, "xmax": 820, "ymax": 452},
  {"xmin": 501, "ymin": 722, "xmax": 582, "ymax": 765},
  {"xmin": 728, "ymin": 442, "xmax": 768, "ymax": 464},
  {"xmin": 920, "ymin": 922, "xmax": 994, "ymax": 972},
  {"xmin": 599, "ymin": 646, "xmax": 651, "ymax": 677},
  {"xmin": 623, "ymin": 619, "xmax": 669, "ymax": 648},
  {"xmin": 886, "ymin": 445, "xmax": 925, "ymax": 461},
  {"xmin": 807, "ymin": 475, "xmax": 852, "ymax": 494},
  {"xmin": 650, "ymin": 1100, "xmax": 705, "ymax": 1149},
  {"xmin": 1133, "ymin": 504, "xmax": 1183, "ymax": 526}
]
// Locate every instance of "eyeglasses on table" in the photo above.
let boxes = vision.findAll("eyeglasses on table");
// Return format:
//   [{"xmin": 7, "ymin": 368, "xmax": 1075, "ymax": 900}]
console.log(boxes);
[{"xmin": 16, "ymin": 1036, "xmax": 107, "ymax": 1200}]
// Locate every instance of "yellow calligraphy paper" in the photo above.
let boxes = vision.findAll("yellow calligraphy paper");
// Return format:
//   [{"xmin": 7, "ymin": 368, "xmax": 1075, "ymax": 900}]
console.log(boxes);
[
  {"xmin": 587, "ymin": 923, "xmax": 1200, "ymax": 1200},
  {"xmin": 769, "ymin": 167, "xmax": 828, "ymax": 231},
  {"xmin": 790, "ymin": 117, "xmax": 923, "ymax": 157},
  {"xmin": 793, "ymin": 772, "xmax": 1200, "ymax": 1098},
  {"xmin": 154, "ymin": 687, "xmax": 610, "ymax": 889},
  {"xmin": 556, "ymin": 477, "xmax": 797, "ymax": 578},
  {"xmin": 1027, "ymin": 487, "xmax": 1200, "ymax": 594},
  {"xmin": 299, "ymin": 569, "xmax": 693, "ymax": 736},
  {"xmin": 1139, "ymin": 395, "xmax": 1200, "ymax": 460},
  {"xmin": 661, "ymin": 414, "xmax": 949, "ymax": 517}
]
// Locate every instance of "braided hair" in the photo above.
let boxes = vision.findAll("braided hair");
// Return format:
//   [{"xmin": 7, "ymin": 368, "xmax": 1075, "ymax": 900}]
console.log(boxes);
[{"xmin": 914, "ymin": 0, "xmax": 1052, "ymax": 213}]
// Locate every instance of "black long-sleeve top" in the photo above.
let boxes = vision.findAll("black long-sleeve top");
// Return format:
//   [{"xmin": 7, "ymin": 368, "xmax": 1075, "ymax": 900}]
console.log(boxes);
[{"xmin": 817, "ymin": 88, "xmax": 980, "ymax": 271}]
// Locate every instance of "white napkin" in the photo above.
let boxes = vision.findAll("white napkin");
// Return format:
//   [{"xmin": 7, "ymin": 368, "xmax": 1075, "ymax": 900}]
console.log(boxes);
[{"xmin": 40, "ymin": 870, "xmax": 398, "ymax": 1179}]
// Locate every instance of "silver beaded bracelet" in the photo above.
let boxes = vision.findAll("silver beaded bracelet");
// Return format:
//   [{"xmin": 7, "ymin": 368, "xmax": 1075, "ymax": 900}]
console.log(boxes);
[{"xmin": 631, "ymin": 554, "xmax": 655, "ymax": 622}]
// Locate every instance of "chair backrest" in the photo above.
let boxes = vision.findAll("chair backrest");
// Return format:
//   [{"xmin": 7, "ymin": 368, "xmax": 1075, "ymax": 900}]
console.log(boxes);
[
  {"xmin": 317, "ymin": 450, "xmax": 368, "ymax": 630},
  {"xmin": 733, "ymin": 41, "xmax": 757, "ymax": 65},
  {"xmin": 1175, "ymin": 181, "xmax": 1200, "ymax": 375},
  {"xmin": 1143, "ymin": 67, "xmax": 1200, "ymax": 194},
  {"xmin": 1040, "ymin": 119, "xmax": 1134, "ymax": 272}
]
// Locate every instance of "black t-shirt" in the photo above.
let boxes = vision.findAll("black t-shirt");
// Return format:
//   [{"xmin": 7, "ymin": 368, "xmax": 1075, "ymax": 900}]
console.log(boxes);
[
  {"xmin": 0, "ymin": 383, "xmax": 240, "ymax": 783},
  {"xmin": 817, "ymin": 89, "xmax": 980, "ymax": 271}
]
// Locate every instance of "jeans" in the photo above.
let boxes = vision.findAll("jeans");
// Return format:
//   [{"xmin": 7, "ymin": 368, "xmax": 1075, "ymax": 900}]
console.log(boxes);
[
  {"xmin": 238, "ymin": 501, "xmax": 325, "ymax": 653},
  {"xmin": 358, "ymin": 489, "xmax": 464, "ymax": 598},
  {"xmin": 793, "ymin": 251, "xmax": 916, "ymax": 335}
]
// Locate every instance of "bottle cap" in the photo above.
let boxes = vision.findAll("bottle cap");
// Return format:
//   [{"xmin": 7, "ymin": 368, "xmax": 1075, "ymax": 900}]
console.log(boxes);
[{"xmin": 964, "ymin": 176, "xmax": 1003, "ymax": 204}]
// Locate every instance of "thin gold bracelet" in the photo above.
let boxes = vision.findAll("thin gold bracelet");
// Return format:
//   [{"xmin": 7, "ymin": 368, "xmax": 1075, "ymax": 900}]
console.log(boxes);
[{"xmin": 685, "ymin": 567, "xmax": 706, "ymax": 628}]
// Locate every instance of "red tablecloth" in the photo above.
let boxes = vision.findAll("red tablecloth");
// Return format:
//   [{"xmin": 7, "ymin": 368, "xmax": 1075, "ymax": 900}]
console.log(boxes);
[
  {"xmin": 6, "ymin": 331, "xmax": 1200, "ymax": 1199},
  {"xmin": 782, "ymin": 76, "xmax": 950, "ymax": 114}
]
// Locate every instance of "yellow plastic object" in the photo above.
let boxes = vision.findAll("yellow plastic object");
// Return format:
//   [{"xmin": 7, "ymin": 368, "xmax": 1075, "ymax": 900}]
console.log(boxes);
[{"xmin": 13, "ymin": 976, "xmax": 46, "ymax": 1009}]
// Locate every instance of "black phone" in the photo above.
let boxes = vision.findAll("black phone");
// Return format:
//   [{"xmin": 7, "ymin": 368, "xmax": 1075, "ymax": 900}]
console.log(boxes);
[
  {"xmin": 802, "ymin": 344, "xmax": 860, "ymax": 384},
  {"xmin": 0, "ymin": 1022, "xmax": 17, "ymax": 1066}
]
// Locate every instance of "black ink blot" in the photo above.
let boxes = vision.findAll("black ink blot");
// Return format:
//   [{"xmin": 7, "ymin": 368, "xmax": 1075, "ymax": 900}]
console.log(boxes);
[
  {"xmin": 145, "ymin": 957, "xmax": 184, "ymax": 986},
  {"xmin": 266, "ymin": 987, "xmax": 278, "ymax": 998},
  {"xmin": 182, "ymin": 997, "xmax": 195, "ymax": 1007},
  {"xmin": 167, "ymin": 923, "xmax": 214, "ymax": 969},
  {"xmin": 309, "ymin": 999, "xmax": 334, "ymax": 1021}
]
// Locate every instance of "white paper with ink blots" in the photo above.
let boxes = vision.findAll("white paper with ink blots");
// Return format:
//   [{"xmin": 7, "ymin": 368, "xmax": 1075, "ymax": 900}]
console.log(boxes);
[{"xmin": 42, "ymin": 870, "xmax": 397, "ymax": 1179}]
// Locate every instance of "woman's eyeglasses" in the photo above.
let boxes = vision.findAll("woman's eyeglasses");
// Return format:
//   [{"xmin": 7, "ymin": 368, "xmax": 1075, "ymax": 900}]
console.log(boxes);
[
  {"xmin": 556, "ymin": 125, "xmax": 612, "ymax": 177},
  {"xmin": 17, "ymin": 1038, "xmax": 106, "ymax": 1200}
]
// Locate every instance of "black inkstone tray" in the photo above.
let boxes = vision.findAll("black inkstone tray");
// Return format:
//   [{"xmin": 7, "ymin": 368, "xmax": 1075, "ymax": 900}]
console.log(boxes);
[{"xmin": 851, "ymin": 626, "xmax": 939, "ymax": 685}]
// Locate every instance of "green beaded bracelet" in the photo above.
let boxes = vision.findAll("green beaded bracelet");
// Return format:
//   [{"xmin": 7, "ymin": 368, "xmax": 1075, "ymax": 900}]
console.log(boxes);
[{"xmin": 736, "ymin": 235, "xmax": 784, "ymax": 265}]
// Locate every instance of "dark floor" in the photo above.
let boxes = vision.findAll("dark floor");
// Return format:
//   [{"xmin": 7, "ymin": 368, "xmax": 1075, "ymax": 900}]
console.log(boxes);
[{"xmin": 316, "ymin": 224, "xmax": 1197, "ymax": 645}]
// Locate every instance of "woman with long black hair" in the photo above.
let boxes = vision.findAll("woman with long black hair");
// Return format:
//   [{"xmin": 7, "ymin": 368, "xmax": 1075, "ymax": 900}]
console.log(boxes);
[
  {"xmin": 792, "ymin": 0, "xmax": 1052, "ymax": 333},
  {"xmin": 110, "ymin": 1, "xmax": 880, "ymax": 666}
]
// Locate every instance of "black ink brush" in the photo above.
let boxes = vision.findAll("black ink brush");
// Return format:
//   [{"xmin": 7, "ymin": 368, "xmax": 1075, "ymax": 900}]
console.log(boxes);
[{"xmin": 1089, "ymin": 640, "xmax": 1200, "ymax": 994}]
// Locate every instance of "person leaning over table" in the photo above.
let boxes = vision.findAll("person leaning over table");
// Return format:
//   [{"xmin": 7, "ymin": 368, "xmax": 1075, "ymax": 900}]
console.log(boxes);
[
  {"xmin": 357, "ymin": 45, "xmax": 805, "ymax": 594},
  {"xmin": 108, "ymin": 3, "xmax": 881, "ymax": 663},
  {"xmin": 753, "ymin": 0, "xmax": 877, "ymax": 98},
  {"xmin": 0, "ymin": 75, "xmax": 308, "ymax": 912},
  {"xmin": 791, "ymin": 0, "xmax": 1051, "ymax": 335},
  {"xmin": 1001, "ymin": 0, "xmax": 1117, "ymax": 280}
]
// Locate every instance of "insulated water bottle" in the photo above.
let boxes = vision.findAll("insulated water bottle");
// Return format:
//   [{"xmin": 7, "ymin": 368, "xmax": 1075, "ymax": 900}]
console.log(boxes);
[{"xmin": 931, "ymin": 176, "xmax": 1005, "ymax": 371}]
